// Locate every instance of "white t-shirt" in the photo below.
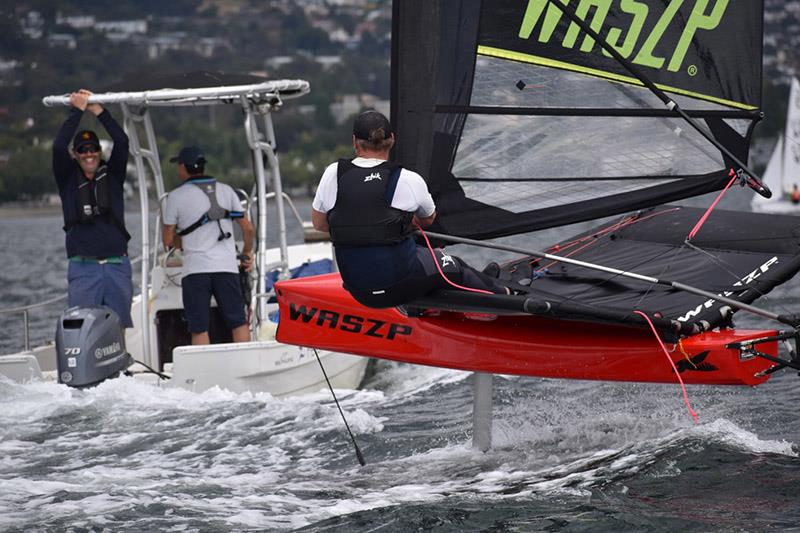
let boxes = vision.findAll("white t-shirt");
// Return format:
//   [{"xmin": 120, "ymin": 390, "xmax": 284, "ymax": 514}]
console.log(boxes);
[
  {"xmin": 312, "ymin": 157, "xmax": 436, "ymax": 217},
  {"xmin": 164, "ymin": 179, "xmax": 241, "ymax": 276}
]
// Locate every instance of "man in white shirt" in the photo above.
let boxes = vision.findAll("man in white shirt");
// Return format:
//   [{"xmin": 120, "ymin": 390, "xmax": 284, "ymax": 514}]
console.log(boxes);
[
  {"xmin": 311, "ymin": 110, "xmax": 506, "ymax": 308},
  {"xmin": 163, "ymin": 146, "xmax": 255, "ymax": 344}
]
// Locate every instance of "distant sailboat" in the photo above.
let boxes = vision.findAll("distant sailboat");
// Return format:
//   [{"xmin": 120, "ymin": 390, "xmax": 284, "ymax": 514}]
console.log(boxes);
[{"xmin": 752, "ymin": 77, "xmax": 800, "ymax": 213}]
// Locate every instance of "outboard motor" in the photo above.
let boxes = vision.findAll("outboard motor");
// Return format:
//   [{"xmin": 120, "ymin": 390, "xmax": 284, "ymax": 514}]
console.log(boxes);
[{"xmin": 55, "ymin": 306, "xmax": 133, "ymax": 388}]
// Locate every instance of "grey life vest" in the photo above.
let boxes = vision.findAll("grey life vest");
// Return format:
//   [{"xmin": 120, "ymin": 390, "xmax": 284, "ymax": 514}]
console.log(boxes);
[{"xmin": 177, "ymin": 177, "xmax": 243, "ymax": 241}]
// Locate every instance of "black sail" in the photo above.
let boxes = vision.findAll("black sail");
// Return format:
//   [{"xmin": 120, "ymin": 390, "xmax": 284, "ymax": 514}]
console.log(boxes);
[{"xmin": 391, "ymin": 0, "xmax": 764, "ymax": 239}]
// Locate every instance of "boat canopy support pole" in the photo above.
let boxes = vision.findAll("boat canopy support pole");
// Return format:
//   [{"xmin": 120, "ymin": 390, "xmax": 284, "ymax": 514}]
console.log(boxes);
[
  {"xmin": 243, "ymin": 98, "xmax": 290, "ymax": 330},
  {"xmin": 121, "ymin": 103, "xmax": 152, "ymax": 369},
  {"xmin": 472, "ymin": 372, "xmax": 493, "ymax": 451},
  {"xmin": 261, "ymin": 112, "xmax": 290, "ymax": 275},
  {"xmin": 242, "ymin": 100, "xmax": 269, "ymax": 330}
]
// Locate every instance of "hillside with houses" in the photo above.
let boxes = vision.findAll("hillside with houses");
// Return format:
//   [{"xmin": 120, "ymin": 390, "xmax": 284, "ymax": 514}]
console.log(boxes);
[{"xmin": 1, "ymin": 0, "xmax": 799, "ymax": 203}]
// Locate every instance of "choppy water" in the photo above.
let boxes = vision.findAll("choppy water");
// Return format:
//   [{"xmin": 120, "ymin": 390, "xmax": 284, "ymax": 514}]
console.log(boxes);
[
  {"xmin": 2, "ymin": 191, "xmax": 800, "ymax": 531},
  {"xmin": 1, "ymin": 366, "xmax": 798, "ymax": 531}
]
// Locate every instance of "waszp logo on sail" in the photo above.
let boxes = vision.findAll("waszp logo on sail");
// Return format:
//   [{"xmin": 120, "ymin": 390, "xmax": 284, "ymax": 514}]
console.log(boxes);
[
  {"xmin": 518, "ymin": 0, "xmax": 730, "ymax": 73},
  {"xmin": 677, "ymin": 256, "xmax": 779, "ymax": 323}
]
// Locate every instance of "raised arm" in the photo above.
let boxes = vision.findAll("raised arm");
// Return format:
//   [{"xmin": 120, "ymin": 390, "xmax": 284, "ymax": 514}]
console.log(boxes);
[
  {"xmin": 52, "ymin": 107, "xmax": 83, "ymax": 186},
  {"xmin": 95, "ymin": 108, "xmax": 129, "ymax": 178}
]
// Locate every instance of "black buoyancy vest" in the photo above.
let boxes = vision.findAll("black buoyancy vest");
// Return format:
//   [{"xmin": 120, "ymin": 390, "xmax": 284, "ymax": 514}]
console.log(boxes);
[
  {"xmin": 177, "ymin": 177, "xmax": 244, "ymax": 240},
  {"xmin": 65, "ymin": 164, "xmax": 131, "ymax": 241},
  {"xmin": 327, "ymin": 159, "xmax": 414, "ymax": 246}
]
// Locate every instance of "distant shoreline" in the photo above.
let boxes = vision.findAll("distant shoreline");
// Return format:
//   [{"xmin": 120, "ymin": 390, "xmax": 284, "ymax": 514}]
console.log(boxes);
[{"xmin": 0, "ymin": 205, "xmax": 63, "ymax": 219}]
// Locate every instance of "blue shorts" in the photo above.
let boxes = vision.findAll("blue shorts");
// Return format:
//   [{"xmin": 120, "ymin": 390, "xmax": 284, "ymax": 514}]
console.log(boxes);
[
  {"xmin": 67, "ymin": 257, "xmax": 134, "ymax": 327},
  {"xmin": 182, "ymin": 272, "xmax": 247, "ymax": 333}
]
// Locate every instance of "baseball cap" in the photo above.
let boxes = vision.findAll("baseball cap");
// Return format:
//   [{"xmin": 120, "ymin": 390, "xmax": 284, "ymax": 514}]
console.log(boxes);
[
  {"xmin": 170, "ymin": 146, "xmax": 206, "ymax": 168},
  {"xmin": 353, "ymin": 110, "xmax": 392, "ymax": 141},
  {"xmin": 73, "ymin": 130, "xmax": 101, "ymax": 151}
]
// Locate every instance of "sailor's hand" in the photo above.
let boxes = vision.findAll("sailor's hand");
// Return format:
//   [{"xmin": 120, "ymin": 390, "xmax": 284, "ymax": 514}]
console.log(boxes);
[
  {"xmin": 69, "ymin": 89, "xmax": 92, "ymax": 111},
  {"xmin": 239, "ymin": 251, "xmax": 254, "ymax": 272},
  {"xmin": 83, "ymin": 89, "xmax": 103, "ymax": 115},
  {"xmin": 87, "ymin": 101, "xmax": 103, "ymax": 115}
]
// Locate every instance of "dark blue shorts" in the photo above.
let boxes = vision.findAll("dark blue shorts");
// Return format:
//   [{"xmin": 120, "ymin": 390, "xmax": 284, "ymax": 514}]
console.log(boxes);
[
  {"xmin": 181, "ymin": 272, "xmax": 247, "ymax": 333},
  {"xmin": 67, "ymin": 257, "xmax": 133, "ymax": 327}
]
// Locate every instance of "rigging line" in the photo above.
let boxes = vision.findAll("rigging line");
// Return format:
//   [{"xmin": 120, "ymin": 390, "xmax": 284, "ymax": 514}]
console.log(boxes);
[
  {"xmin": 419, "ymin": 230, "xmax": 800, "ymax": 328},
  {"xmin": 535, "ymin": 217, "xmax": 673, "ymax": 313},
  {"xmin": 416, "ymin": 224, "xmax": 494, "ymax": 295},
  {"xmin": 679, "ymin": 239, "xmax": 794, "ymax": 318},
  {"xmin": 311, "ymin": 347, "xmax": 366, "ymax": 467},
  {"xmin": 542, "ymin": 215, "xmax": 636, "ymax": 257},
  {"xmin": 634, "ymin": 310, "xmax": 699, "ymax": 425},
  {"xmin": 549, "ymin": 209, "xmax": 689, "ymax": 309},
  {"xmin": 543, "ymin": 0, "xmax": 771, "ymax": 199},
  {"xmin": 634, "ymin": 240, "xmax": 696, "ymax": 311},
  {"xmin": 543, "ymin": 208, "xmax": 679, "ymax": 255},
  {"xmin": 537, "ymin": 214, "xmax": 652, "ymax": 273},
  {"xmin": 686, "ymin": 171, "xmax": 739, "ymax": 241}
]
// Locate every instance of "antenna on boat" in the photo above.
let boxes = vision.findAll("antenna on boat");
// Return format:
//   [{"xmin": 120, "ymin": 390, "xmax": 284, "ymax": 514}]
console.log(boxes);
[
  {"xmin": 312, "ymin": 348, "xmax": 366, "ymax": 466},
  {"xmin": 545, "ymin": 0, "xmax": 772, "ymax": 199}
]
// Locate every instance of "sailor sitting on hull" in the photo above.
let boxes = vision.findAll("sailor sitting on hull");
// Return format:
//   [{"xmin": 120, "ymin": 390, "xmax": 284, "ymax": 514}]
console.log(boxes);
[{"xmin": 311, "ymin": 110, "xmax": 508, "ymax": 308}]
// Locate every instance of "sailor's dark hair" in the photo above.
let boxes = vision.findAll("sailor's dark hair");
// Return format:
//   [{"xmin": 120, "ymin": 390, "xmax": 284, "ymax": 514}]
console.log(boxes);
[{"xmin": 186, "ymin": 163, "xmax": 205, "ymax": 175}]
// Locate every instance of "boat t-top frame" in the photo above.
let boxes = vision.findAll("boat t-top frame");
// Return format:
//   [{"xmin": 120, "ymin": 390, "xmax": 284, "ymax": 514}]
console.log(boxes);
[{"xmin": 43, "ymin": 77, "xmax": 311, "ymax": 368}]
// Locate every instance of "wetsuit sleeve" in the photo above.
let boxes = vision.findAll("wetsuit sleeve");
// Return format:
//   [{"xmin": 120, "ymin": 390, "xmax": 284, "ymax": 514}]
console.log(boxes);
[
  {"xmin": 98, "ymin": 109, "xmax": 129, "ymax": 181},
  {"xmin": 52, "ymin": 107, "xmax": 83, "ymax": 187}
]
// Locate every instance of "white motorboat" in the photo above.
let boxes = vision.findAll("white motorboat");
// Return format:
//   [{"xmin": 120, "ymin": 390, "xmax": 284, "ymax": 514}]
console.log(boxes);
[{"xmin": 0, "ymin": 73, "xmax": 369, "ymax": 396}]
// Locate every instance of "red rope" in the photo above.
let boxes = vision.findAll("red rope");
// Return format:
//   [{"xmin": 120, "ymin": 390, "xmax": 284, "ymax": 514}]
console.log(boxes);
[
  {"xmin": 633, "ymin": 310, "xmax": 699, "ymax": 425},
  {"xmin": 416, "ymin": 224, "xmax": 494, "ymax": 295},
  {"xmin": 536, "ymin": 208, "xmax": 681, "ymax": 273},
  {"xmin": 687, "ymin": 170, "xmax": 738, "ymax": 241}
]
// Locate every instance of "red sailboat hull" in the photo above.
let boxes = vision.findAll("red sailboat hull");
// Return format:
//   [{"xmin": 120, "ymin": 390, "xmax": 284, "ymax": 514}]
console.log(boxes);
[{"xmin": 275, "ymin": 274, "xmax": 777, "ymax": 386}]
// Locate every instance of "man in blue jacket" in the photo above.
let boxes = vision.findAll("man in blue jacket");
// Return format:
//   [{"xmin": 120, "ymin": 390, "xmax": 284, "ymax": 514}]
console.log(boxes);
[{"xmin": 52, "ymin": 88, "xmax": 133, "ymax": 328}]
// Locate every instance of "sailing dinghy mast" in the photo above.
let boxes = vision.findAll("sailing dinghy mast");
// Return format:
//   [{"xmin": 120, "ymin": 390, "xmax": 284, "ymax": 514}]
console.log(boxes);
[{"xmin": 543, "ymin": 0, "xmax": 771, "ymax": 199}]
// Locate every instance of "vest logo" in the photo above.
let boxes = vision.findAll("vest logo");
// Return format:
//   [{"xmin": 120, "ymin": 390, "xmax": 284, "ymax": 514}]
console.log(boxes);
[
  {"xmin": 364, "ymin": 172, "xmax": 382, "ymax": 182},
  {"xmin": 440, "ymin": 253, "xmax": 455, "ymax": 269},
  {"xmin": 288, "ymin": 303, "xmax": 412, "ymax": 340},
  {"xmin": 95, "ymin": 341, "xmax": 121, "ymax": 359},
  {"xmin": 518, "ymin": 0, "xmax": 730, "ymax": 74},
  {"xmin": 677, "ymin": 256, "xmax": 779, "ymax": 323}
]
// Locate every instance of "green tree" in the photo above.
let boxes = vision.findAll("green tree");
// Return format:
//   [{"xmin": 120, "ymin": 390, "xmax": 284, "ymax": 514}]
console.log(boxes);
[{"xmin": 0, "ymin": 145, "xmax": 53, "ymax": 201}]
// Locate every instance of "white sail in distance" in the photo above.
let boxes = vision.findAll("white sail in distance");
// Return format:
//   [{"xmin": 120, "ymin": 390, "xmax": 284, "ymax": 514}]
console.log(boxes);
[{"xmin": 752, "ymin": 77, "xmax": 800, "ymax": 213}]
